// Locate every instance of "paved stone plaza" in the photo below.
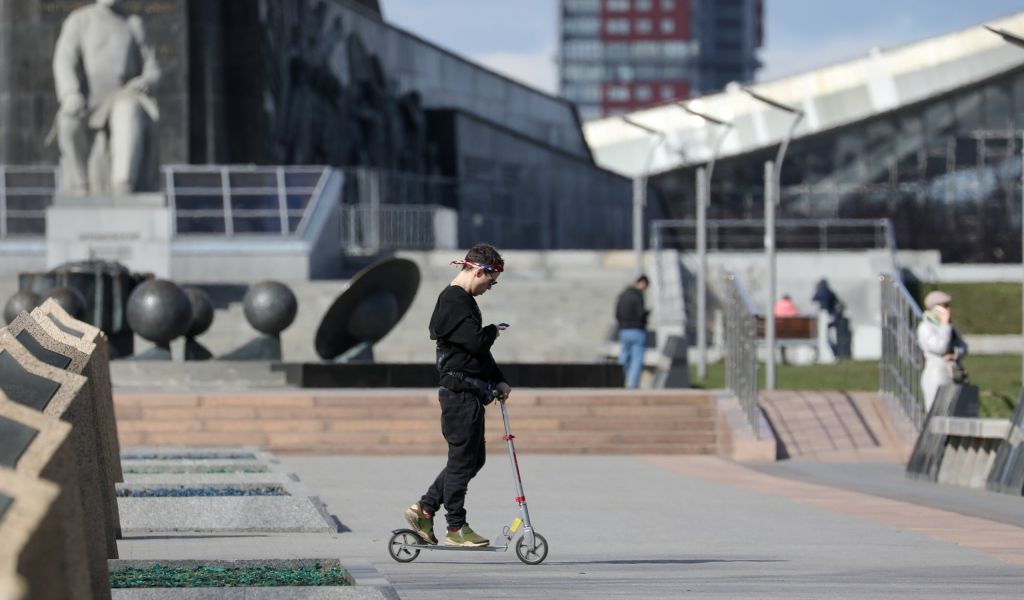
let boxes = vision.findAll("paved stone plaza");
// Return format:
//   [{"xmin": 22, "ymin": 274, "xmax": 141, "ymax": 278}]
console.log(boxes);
[{"xmin": 117, "ymin": 454, "xmax": 1024, "ymax": 599}]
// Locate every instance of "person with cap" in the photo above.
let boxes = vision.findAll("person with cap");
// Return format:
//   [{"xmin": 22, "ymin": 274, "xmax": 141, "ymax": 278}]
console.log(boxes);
[
  {"xmin": 404, "ymin": 243, "xmax": 510, "ymax": 548},
  {"xmin": 917, "ymin": 289, "xmax": 968, "ymax": 413}
]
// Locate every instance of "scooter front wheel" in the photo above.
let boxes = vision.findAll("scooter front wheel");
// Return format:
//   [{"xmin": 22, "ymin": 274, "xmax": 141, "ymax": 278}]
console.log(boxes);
[
  {"xmin": 388, "ymin": 529, "xmax": 423, "ymax": 563},
  {"xmin": 515, "ymin": 532, "xmax": 548, "ymax": 565}
]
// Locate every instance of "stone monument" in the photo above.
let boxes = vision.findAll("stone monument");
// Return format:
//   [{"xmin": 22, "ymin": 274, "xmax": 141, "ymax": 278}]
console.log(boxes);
[
  {"xmin": 52, "ymin": 0, "xmax": 161, "ymax": 195},
  {"xmin": 45, "ymin": 0, "xmax": 172, "ymax": 277}
]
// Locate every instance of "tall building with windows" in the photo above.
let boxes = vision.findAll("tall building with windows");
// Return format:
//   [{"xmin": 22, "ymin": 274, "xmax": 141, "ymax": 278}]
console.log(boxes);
[{"xmin": 559, "ymin": 0, "xmax": 763, "ymax": 120}]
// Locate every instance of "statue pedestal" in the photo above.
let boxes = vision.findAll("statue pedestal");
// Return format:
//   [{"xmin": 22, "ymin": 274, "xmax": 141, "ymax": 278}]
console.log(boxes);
[{"xmin": 46, "ymin": 194, "xmax": 172, "ymax": 277}]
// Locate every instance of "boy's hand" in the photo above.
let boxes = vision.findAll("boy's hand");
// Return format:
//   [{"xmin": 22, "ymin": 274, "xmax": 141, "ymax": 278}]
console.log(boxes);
[{"xmin": 497, "ymin": 382, "xmax": 512, "ymax": 400}]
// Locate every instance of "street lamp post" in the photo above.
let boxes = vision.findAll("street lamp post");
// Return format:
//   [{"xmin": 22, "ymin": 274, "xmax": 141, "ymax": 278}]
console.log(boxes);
[
  {"xmin": 742, "ymin": 88, "xmax": 804, "ymax": 391},
  {"xmin": 984, "ymin": 25, "xmax": 1024, "ymax": 388},
  {"xmin": 621, "ymin": 116, "xmax": 667, "ymax": 277},
  {"xmin": 677, "ymin": 103, "xmax": 733, "ymax": 382}
]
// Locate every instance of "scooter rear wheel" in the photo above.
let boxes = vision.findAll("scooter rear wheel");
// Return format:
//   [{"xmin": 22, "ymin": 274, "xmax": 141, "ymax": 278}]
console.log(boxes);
[
  {"xmin": 388, "ymin": 529, "xmax": 423, "ymax": 563},
  {"xmin": 515, "ymin": 532, "xmax": 548, "ymax": 565}
]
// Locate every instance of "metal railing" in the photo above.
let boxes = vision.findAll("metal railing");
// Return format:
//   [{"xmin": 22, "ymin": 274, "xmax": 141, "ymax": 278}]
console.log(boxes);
[
  {"xmin": 0, "ymin": 165, "xmax": 330, "ymax": 239},
  {"xmin": 341, "ymin": 203, "xmax": 455, "ymax": 254},
  {"xmin": 651, "ymin": 218, "xmax": 894, "ymax": 252},
  {"xmin": 724, "ymin": 272, "xmax": 761, "ymax": 437},
  {"xmin": 879, "ymin": 273, "xmax": 925, "ymax": 441},
  {"xmin": 0, "ymin": 166, "xmax": 59, "ymax": 238},
  {"xmin": 165, "ymin": 165, "xmax": 328, "ymax": 237}
]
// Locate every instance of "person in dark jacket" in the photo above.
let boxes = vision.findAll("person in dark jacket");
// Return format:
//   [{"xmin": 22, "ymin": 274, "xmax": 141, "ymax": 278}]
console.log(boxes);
[
  {"xmin": 404, "ymin": 243, "xmax": 510, "ymax": 548},
  {"xmin": 615, "ymin": 274, "xmax": 649, "ymax": 388}
]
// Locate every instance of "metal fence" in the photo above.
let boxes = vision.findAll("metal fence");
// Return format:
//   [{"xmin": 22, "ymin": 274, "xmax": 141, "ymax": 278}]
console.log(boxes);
[
  {"xmin": 341, "ymin": 203, "xmax": 454, "ymax": 254},
  {"xmin": 0, "ymin": 165, "xmax": 330, "ymax": 239},
  {"xmin": 879, "ymin": 273, "xmax": 925, "ymax": 441},
  {"xmin": 651, "ymin": 218, "xmax": 895, "ymax": 252},
  {"xmin": 724, "ymin": 272, "xmax": 760, "ymax": 437},
  {"xmin": 0, "ymin": 166, "xmax": 59, "ymax": 238},
  {"xmin": 165, "ymin": 165, "xmax": 329, "ymax": 237}
]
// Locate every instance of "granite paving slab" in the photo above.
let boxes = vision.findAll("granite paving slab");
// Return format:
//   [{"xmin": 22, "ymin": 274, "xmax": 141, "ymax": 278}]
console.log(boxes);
[{"xmin": 117, "ymin": 496, "xmax": 333, "ymax": 533}]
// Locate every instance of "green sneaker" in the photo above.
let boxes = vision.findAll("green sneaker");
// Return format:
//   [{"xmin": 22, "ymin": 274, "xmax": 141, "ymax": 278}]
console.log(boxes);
[
  {"xmin": 444, "ymin": 524, "xmax": 489, "ymax": 547},
  {"xmin": 404, "ymin": 503, "xmax": 437, "ymax": 545}
]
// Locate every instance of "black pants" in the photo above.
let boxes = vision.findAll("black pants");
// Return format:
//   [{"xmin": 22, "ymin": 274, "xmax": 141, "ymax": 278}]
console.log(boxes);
[{"xmin": 419, "ymin": 387, "xmax": 487, "ymax": 529}]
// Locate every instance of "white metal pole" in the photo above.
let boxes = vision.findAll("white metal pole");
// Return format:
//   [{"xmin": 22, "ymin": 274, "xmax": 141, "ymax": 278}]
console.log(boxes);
[
  {"xmin": 633, "ymin": 175, "xmax": 645, "ymax": 277},
  {"xmin": 696, "ymin": 166, "xmax": 708, "ymax": 380},
  {"xmin": 765, "ymin": 161, "xmax": 777, "ymax": 391}
]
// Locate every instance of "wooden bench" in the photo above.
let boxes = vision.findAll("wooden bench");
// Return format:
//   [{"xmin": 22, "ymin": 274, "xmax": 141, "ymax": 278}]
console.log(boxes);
[{"xmin": 755, "ymin": 315, "xmax": 819, "ymax": 363}]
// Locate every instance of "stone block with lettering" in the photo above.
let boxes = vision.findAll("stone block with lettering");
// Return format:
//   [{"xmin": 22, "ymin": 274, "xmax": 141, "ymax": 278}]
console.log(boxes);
[
  {"xmin": 0, "ymin": 330, "xmax": 119, "ymax": 558},
  {"xmin": 11, "ymin": 306, "xmax": 126, "ymax": 533},
  {"xmin": 32, "ymin": 299, "xmax": 122, "ymax": 483},
  {"xmin": 0, "ymin": 468, "xmax": 65, "ymax": 600},
  {"xmin": 46, "ymin": 194, "xmax": 171, "ymax": 278},
  {"xmin": 0, "ymin": 398, "xmax": 105, "ymax": 599}
]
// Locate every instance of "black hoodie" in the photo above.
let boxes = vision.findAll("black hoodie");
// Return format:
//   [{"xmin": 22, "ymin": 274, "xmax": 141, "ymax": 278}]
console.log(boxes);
[{"xmin": 429, "ymin": 285, "xmax": 506, "ymax": 386}]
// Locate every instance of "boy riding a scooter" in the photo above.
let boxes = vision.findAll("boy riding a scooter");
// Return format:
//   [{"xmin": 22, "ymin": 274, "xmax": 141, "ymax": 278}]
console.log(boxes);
[{"xmin": 404, "ymin": 243, "xmax": 511, "ymax": 547}]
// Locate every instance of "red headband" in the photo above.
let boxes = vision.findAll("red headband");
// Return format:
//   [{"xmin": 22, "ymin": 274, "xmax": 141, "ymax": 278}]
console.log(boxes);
[{"xmin": 450, "ymin": 259, "xmax": 504, "ymax": 273}]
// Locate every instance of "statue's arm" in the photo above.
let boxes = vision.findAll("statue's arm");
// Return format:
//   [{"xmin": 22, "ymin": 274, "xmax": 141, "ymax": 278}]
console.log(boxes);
[
  {"xmin": 128, "ymin": 15, "xmax": 161, "ymax": 91},
  {"xmin": 52, "ymin": 13, "xmax": 84, "ymax": 105}
]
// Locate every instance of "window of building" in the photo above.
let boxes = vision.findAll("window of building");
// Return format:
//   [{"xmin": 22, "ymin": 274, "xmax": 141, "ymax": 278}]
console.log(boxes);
[
  {"xmin": 606, "ymin": 0, "xmax": 630, "ymax": 11},
  {"xmin": 635, "ymin": 85, "xmax": 652, "ymax": 102},
  {"xmin": 566, "ymin": 84, "xmax": 602, "ymax": 102},
  {"xmin": 636, "ymin": 0, "xmax": 653, "ymax": 10},
  {"xmin": 565, "ymin": 0, "xmax": 600, "ymax": 12},
  {"xmin": 632, "ymin": 41, "xmax": 659, "ymax": 58},
  {"xmin": 606, "ymin": 85, "xmax": 630, "ymax": 101},
  {"xmin": 660, "ymin": 18, "xmax": 676, "ymax": 34},
  {"xmin": 565, "ymin": 64, "xmax": 604, "ymax": 82},
  {"xmin": 635, "ymin": 18, "xmax": 652, "ymax": 34},
  {"xmin": 660, "ymin": 0, "xmax": 676, "ymax": 10},
  {"xmin": 662, "ymin": 41, "xmax": 691, "ymax": 57},
  {"xmin": 564, "ymin": 40, "xmax": 602, "ymax": 59},
  {"xmin": 606, "ymin": 18, "xmax": 630, "ymax": 35},
  {"xmin": 604, "ymin": 42, "xmax": 629, "ymax": 59},
  {"xmin": 563, "ymin": 16, "xmax": 600, "ymax": 35},
  {"xmin": 615, "ymin": 64, "xmax": 636, "ymax": 80},
  {"xmin": 660, "ymin": 85, "xmax": 676, "ymax": 100}
]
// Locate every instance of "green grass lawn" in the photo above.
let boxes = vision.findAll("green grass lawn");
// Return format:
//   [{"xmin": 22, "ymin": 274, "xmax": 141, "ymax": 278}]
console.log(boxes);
[
  {"xmin": 691, "ymin": 354, "xmax": 1020, "ymax": 418},
  {"xmin": 913, "ymin": 282, "xmax": 1021, "ymax": 335}
]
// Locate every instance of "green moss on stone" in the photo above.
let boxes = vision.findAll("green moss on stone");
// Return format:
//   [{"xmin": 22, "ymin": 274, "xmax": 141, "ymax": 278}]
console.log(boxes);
[{"xmin": 110, "ymin": 565, "xmax": 349, "ymax": 588}]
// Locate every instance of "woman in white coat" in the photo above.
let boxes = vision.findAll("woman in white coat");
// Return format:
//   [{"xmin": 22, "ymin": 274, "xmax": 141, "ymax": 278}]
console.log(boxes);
[{"xmin": 916, "ymin": 290, "xmax": 968, "ymax": 413}]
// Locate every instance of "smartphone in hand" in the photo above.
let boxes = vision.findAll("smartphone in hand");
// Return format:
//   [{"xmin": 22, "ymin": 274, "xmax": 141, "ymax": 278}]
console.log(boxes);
[{"xmin": 497, "ymin": 322, "xmax": 510, "ymax": 330}]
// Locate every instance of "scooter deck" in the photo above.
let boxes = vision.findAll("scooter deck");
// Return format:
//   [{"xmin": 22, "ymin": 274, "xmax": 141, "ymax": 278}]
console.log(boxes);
[{"xmin": 392, "ymin": 529, "xmax": 509, "ymax": 552}]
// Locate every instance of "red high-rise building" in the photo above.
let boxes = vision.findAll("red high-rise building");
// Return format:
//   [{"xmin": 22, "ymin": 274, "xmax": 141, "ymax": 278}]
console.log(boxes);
[{"xmin": 559, "ymin": 0, "xmax": 763, "ymax": 120}]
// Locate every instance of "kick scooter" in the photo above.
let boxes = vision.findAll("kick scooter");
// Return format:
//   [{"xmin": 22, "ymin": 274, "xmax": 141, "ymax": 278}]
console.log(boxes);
[{"xmin": 387, "ymin": 391, "xmax": 549, "ymax": 565}]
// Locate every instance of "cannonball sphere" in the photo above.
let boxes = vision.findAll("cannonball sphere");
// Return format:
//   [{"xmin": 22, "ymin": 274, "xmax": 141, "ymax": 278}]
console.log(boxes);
[
  {"xmin": 183, "ymin": 287, "xmax": 215, "ymax": 338},
  {"xmin": 126, "ymin": 279, "xmax": 192, "ymax": 344},
  {"xmin": 3, "ymin": 290, "xmax": 41, "ymax": 324},
  {"xmin": 44, "ymin": 287, "xmax": 87, "ymax": 320},
  {"xmin": 243, "ymin": 281, "xmax": 297, "ymax": 335}
]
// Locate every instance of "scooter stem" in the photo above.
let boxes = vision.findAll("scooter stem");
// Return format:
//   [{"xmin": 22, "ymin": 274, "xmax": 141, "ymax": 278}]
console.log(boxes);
[{"xmin": 499, "ymin": 398, "xmax": 536, "ymax": 546}]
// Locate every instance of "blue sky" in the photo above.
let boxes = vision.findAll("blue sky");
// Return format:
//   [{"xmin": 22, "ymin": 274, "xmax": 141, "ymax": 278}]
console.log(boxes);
[{"xmin": 382, "ymin": 0, "xmax": 1024, "ymax": 93}]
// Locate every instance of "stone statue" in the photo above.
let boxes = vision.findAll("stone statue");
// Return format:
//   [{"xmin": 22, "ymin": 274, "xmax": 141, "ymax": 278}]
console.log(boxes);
[{"xmin": 51, "ymin": 0, "xmax": 161, "ymax": 195}]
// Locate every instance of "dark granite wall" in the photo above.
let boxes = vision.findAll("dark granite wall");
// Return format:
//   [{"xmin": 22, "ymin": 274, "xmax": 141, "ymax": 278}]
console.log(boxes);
[{"xmin": 0, "ymin": 0, "xmax": 189, "ymax": 165}]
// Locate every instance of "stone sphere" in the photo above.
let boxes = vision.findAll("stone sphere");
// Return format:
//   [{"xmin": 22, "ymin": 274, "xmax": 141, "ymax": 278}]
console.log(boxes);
[
  {"xmin": 183, "ymin": 287, "xmax": 215, "ymax": 338},
  {"xmin": 126, "ymin": 279, "xmax": 192, "ymax": 344},
  {"xmin": 44, "ymin": 287, "xmax": 87, "ymax": 320},
  {"xmin": 3, "ymin": 291, "xmax": 41, "ymax": 325},
  {"xmin": 243, "ymin": 281, "xmax": 297, "ymax": 335}
]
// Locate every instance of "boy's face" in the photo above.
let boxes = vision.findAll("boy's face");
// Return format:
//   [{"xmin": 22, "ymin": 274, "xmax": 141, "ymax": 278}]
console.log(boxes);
[{"xmin": 470, "ymin": 268, "xmax": 500, "ymax": 296}]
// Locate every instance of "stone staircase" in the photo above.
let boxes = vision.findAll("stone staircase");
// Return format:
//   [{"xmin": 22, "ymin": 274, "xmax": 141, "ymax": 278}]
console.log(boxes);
[{"xmin": 112, "ymin": 389, "xmax": 720, "ymax": 455}]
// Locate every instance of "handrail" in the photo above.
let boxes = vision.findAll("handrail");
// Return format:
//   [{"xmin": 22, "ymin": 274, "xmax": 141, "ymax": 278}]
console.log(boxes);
[
  {"xmin": 724, "ymin": 272, "xmax": 761, "ymax": 437},
  {"xmin": 879, "ymin": 272, "xmax": 925, "ymax": 441}
]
